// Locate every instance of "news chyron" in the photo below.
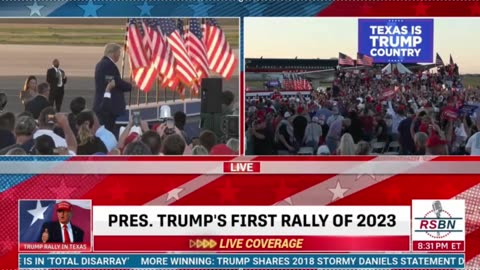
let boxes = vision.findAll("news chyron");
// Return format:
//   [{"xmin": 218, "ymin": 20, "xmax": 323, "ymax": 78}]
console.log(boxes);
[{"xmin": 19, "ymin": 202, "xmax": 466, "ymax": 268}]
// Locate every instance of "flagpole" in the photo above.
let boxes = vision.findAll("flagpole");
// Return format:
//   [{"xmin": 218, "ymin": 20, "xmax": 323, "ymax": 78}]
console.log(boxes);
[
  {"xmin": 122, "ymin": 19, "xmax": 133, "ymax": 106},
  {"xmin": 156, "ymin": 77, "xmax": 159, "ymax": 104}
]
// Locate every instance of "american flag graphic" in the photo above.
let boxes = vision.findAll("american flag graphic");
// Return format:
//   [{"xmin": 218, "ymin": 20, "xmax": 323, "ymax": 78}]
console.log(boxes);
[
  {"xmin": 338, "ymin": 52, "xmax": 354, "ymax": 66},
  {"xmin": 185, "ymin": 19, "xmax": 209, "ymax": 81},
  {"xmin": 203, "ymin": 18, "xmax": 237, "ymax": 80},
  {"xmin": 127, "ymin": 19, "xmax": 158, "ymax": 92},
  {"xmin": 159, "ymin": 18, "xmax": 198, "ymax": 88},
  {"xmin": 357, "ymin": 52, "xmax": 374, "ymax": 66},
  {"xmin": 436, "ymin": 53, "xmax": 444, "ymax": 66},
  {"xmin": 1, "ymin": 156, "xmax": 479, "ymax": 270},
  {"xmin": 142, "ymin": 19, "xmax": 175, "ymax": 86}
]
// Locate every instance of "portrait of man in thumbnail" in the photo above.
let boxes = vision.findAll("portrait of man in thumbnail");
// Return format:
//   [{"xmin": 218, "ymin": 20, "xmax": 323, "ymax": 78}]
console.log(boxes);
[
  {"xmin": 38, "ymin": 201, "xmax": 84, "ymax": 243},
  {"xmin": 0, "ymin": 18, "xmax": 240, "ymax": 156},
  {"xmin": 244, "ymin": 18, "xmax": 480, "ymax": 157},
  {"xmin": 18, "ymin": 199, "xmax": 91, "ymax": 252}
]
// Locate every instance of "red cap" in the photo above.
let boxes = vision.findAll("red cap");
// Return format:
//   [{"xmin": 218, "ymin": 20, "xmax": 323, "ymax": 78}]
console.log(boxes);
[
  {"xmin": 209, "ymin": 144, "xmax": 234, "ymax": 155},
  {"xmin": 297, "ymin": 106, "xmax": 304, "ymax": 114},
  {"xmin": 427, "ymin": 133, "xmax": 447, "ymax": 148},
  {"xmin": 56, "ymin": 201, "xmax": 72, "ymax": 212}
]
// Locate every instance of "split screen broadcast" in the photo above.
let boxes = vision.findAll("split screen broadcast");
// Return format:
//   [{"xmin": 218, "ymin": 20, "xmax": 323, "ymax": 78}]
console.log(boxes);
[{"xmin": 1, "ymin": 17, "xmax": 479, "ymax": 157}]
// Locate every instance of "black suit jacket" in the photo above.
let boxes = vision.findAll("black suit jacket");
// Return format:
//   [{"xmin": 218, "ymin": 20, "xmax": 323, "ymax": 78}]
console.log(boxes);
[
  {"xmin": 93, "ymin": 57, "xmax": 132, "ymax": 117},
  {"xmin": 25, "ymin": 95, "xmax": 50, "ymax": 119},
  {"xmin": 38, "ymin": 221, "xmax": 84, "ymax": 243},
  {"xmin": 46, "ymin": 67, "xmax": 67, "ymax": 92}
]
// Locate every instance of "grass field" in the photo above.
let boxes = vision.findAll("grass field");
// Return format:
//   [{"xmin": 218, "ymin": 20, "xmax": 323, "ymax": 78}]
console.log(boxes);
[
  {"xmin": 462, "ymin": 75, "xmax": 480, "ymax": 88},
  {"xmin": 0, "ymin": 19, "xmax": 239, "ymax": 47}
]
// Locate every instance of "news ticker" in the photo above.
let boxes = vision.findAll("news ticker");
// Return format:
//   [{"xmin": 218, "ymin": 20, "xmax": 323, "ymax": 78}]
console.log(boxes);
[
  {"xmin": 19, "ymin": 200, "xmax": 465, "ymax": 253},
  {"xmin": 19, "ymin": 253, "xmax": 465, "ymax": 269}
]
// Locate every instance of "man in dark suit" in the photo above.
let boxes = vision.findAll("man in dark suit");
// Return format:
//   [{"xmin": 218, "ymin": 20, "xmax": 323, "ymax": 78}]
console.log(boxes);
[
  {"xmin": 39, "ymin": 201, "xmax": 84, "ymax": 243},
  {"xmin": 46, "ymin": 59, "xmax": 67, "ymax": 112},
  {"xmin": 25, "ymin": 83, "xmax": 50, "ymax": 120},
  {"xmin": 93, "ymin": 43, "xmax": 132, "ymax": 136}
]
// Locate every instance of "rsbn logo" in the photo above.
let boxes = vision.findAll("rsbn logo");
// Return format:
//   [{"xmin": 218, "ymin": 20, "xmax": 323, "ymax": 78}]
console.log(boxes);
[{"xmin": 414, "ymin": 200, "xmax": 464, "ymax": 239}]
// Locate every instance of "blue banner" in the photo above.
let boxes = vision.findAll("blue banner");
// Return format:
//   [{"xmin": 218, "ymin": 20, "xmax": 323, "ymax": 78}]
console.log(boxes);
[
  {"xmin": 358, "ymin": 19, "xmax": 434, "ymax": 63},
  {"xmin": 19, "ymin": 253, "xmax": 464, "ymax": 269}
]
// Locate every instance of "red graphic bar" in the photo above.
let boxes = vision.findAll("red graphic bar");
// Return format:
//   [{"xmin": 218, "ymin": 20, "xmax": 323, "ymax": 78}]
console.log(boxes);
[
  {"xmin": 94, "ymin": 235, "xmax": 409, "ymax": 252},
  {"xmin": 224, "ymin": 162, "xmax": 261, "ymax": 173},
  {"xmin": 19, "ymin": 243, "xmax": 91, "ymax": 252},
  {"xmin": 412, "ymin": 241, "xmax": 465, "ymax": 252}
]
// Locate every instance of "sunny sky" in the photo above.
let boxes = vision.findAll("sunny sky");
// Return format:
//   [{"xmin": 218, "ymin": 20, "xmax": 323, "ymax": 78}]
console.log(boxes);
[{"xmin": 245, "ymin": 18, "xmax": 480, "ymax": 74}]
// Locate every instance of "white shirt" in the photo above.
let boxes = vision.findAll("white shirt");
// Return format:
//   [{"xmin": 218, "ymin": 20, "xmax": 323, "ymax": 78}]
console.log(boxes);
[
  {"xmin": 33, "ymin": 129, "xmax": 76, "ymax": 155},
  {"xmin": 59, "ymin": 222, "xmax": 74, "ymax": 243},
  {"xmin": 466, "ymin": 132, "xmax": 480, "ymax": 155},
  {"xmin": 96, "ymin": 125, "xmax": 117, "ymax": 152}
]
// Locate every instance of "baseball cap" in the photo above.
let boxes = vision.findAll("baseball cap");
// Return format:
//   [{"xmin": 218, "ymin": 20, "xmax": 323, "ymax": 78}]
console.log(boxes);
[
  {"xmin": 15, "ymin": 116, "xmax": 37, "ymax": 136},
  {"xmin": 56, "ymin": 201, "xmax": 72, "ymax": 212},
  {"xmin": 209, "ymin": 144, "xmax": 234, "ymax": 155}
]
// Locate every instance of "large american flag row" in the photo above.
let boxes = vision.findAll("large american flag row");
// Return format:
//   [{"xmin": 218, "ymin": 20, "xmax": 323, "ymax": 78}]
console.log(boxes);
[
  {"xmin": 282, "ymin": 71, "xmax": 313, "ymax": 91},
  {"xmin": 127, "ymin": 18, "xmax": 237, "ymax": 95},
  {"xmin": 338, "ymin": 52, "xmax": 374, "ymax": 67}
]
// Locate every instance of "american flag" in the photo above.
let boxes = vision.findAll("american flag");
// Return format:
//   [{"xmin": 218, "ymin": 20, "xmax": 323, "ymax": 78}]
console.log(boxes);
[
  {"xmin": 185, "ymin": 19, "xmax": 209, "ymax": 80},
  {"xmin": 142, "ymin": 19, "xmax": 175, "ymax": 87},
  {"xmin": 203, "ymin": 18, "xmax": 237, "ymax": 80},
  {"xmin": 159, "ymin": 19, "xmax": 197, "ymax": 88},
  {"xmin": 356, "ymin": 53, "xmax": 373, "ymax": 66},
  {"xmin": 436, "ymin": 53, "xmax": 444, "ymax": 66},
  {"xmin": 338, "ymin": 52, "xmax": 354, "ymax": 66},
  {"xmin": 127, "ymin": 19, "xmax": 158, "ymax": 92}
]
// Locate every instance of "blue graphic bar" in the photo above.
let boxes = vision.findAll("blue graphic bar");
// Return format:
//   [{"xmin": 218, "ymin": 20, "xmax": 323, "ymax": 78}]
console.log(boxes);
[{"xmin": 19, "ymin": 253, "xmax": 465, "ymax": 269}]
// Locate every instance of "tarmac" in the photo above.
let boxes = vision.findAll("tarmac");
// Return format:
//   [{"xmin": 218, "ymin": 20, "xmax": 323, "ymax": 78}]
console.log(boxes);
[{"xmin": 0, "ymin": 44, "xmax": 240, "ymax": 116}]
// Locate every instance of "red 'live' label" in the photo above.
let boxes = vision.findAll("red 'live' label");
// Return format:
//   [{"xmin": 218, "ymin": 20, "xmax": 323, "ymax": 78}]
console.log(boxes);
[{"xmin": 223, "ymin": 162, "xmax": 261, "ymax": 173}]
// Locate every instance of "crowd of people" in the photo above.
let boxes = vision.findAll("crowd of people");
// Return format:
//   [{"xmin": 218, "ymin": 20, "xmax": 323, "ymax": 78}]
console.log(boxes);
[
  {"xmin": 246, "ymin": 63, "xmax": 480, "ymax": 156},
  {"xmin": 0, "ymin": 43, "xmax": 239, "ymax": 156}
]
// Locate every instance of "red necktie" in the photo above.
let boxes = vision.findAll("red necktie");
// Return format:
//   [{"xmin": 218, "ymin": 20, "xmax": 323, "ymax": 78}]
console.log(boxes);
[{"xmin": 63, "ymin": 225, "xmax": 71, "ymax": 243}]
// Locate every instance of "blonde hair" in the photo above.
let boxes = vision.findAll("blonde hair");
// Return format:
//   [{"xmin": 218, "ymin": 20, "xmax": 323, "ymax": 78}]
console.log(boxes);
[
  {"xmin": 337, "ymin": 133, "xmax": 356, "ymax": 155},
  {"xmin": 226, "ymin": 138, "xmax": 239, "ymax": 154},
  {"xmin": 104, "ymin": 43, "xmax": 122, "ymax": 57},
  {"xmin": 192, "ymin": 145, "xmax": 209, "ymax": 155}
]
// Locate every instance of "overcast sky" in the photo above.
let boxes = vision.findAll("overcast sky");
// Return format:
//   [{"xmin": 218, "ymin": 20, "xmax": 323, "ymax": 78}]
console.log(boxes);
[{"xmin": 245, "ymin": 18, "xmax": 480, "ymax": 73}]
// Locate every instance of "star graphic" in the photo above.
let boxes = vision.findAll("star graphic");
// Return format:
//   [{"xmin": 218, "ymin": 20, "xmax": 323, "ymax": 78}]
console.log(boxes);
[
  {"xmin": 328, "ymin": 181, "xmax": 349, "ymax": 202},
  {"xmin": 137, "ymin": 1, "xmax": 154, "ymax": 16},
  {"xmin": 274, "ymin": 181, "xmax": 297, "ymax": 202},
  {"xmin": 78, "ymin": 0, "xmax": 103, "ymax": 17},
  {"xmin": 217, "ymin": 180, "xmax": 240, "ymax": 203},
  {"xmin": 244, "ymin": 2, "xmax": 268, "ymax": 16},
  {"xmin": 470, "ymin": 2, "xmax": 480, "ymax": 15},
  {"xmin": 355, "ymin": 174, "xmax": 377, "ymax": 182},
  {"xmin": 27, "ymin": 0, "xmax": 44, "ymax": 16},
  {"xmin": 166, "ymin": 188, "xmax": 184, "ymax": 202},
  {"xmin": 48, "ymin": 180, "xmax": 78, "ymax": 198},
  {"xmin": 27, "ymin": 200, "xmax": 48, "ymax": 226},
  {"xmin": 283, "ymin": 197, "xmax": 293, "ymax": 205},
  {"xmin": 360, "ymin": 3, "xmax": 373, "ymax": 15},
  {"xmin": 0, "ymin": 236, "xmax": 15, "ymax": 253},
  {"xmin": 108, "ymin": 181, "xmax": 129, "ymax": 202},
  {"xmin": 385, "ymin": 185, "xmax": 403, "ymax": 203},
  {"xmin": 188, "ymin": 2, "xmax": 214, "ymax": 17},
  {"xmin": 415, "ymin": 1, "xmax": 430, "ymax": 16}
]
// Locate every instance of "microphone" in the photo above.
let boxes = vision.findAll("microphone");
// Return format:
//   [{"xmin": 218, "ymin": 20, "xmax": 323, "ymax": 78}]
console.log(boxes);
[{"xmin": 432, "ymin": 201, "xmax": 442, "ymax": 236}]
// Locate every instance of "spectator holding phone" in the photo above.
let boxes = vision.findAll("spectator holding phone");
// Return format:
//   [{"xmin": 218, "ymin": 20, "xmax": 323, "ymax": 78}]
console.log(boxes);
[{"xmin": 33, "ymin": 107, "xmax": 77, "ymax": 155}]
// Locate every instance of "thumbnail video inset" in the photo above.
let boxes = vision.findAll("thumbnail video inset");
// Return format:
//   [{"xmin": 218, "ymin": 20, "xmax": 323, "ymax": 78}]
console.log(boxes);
[{"xmin": 244, "ymin": 18, "xmax": 480, "ymax": 156}]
